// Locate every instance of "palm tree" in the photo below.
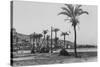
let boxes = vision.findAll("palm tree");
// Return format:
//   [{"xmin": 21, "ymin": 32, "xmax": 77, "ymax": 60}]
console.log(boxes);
[
  {"xmin": 46, "ymin": 35, "xmax": 50, "ymax": 48},
  {"xmin": 42, "ymin": 30, "xmax": 48, "ymax": 47},
  {"xmin": 38, "ymin": 33, "xmax": 43, "ymax": 42},
  {"xmin": 29, "ymin": 34, "xmax": 33, "ymax": 44},
  {"xmin": 51, "ymin": 26, "xmax": 53, "ymax": 53},
  {"xmin": 53, "ymin": 28, "xmax": 60, "ymax": 48},
  {"xmin": 34, "ymin": 33, "xmax": 39, "ymax": 47},
  {"xmin": 30, "ymin": 32, "xmax": 37, "ymax": 53},
  {"xmin": 61, "ymin": 32, "xmax": 69, "ymax": 48},
  {"xmin": 58, "ymin": 4, "xmax": 88, "ymax": 57},
  {"xmin": 43, "ymin": 30, "xmax": 48, "ymax": 40},
  {"xmin": 30, "ymin": 32, "xmax": 36, "ymax": 45},
  {"xmin": 38, "ymin": 33, "xmax": 43, "ymax": 51}
]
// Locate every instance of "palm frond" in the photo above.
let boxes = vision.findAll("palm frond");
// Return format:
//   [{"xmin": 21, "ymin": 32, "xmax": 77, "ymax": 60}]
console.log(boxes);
[
  {"xmin": 79, "ymin": 11, "xmax": 89, "ymax": 15},
  {"xmin": 38, "ymin": 34, "xmax": 43, "ymax": 37},
  {"xmin": 53, "ymin": 28, "xmax": 59, "ymax": 32},
  {"xmin": 58, "ymin": 12, "xmax": 71, "ymax": 17},
  {"xmin": 74, "ymin": 5, "xmax": 82, "ymax": 16},
  {"xmin": 61, "ymin": 32, "xmax": 64, "ymax": 36},
  {"xmin": 61, "ymin": 7, "xmax": 71, "ymax": 15},
  {"xmin": 43, "ymin": 30, "xmax": 48, "ymax": 34},
  {"xmin": 59, "ymin": 4, "xmax": 89, "ymax": 27},
  {"xmin": 65, "ymin": 4, "xmax": 74, "ymax": 15},
  {"xmin": 61, "ymin": 32, "xmax": 69, "ymax": 36}
]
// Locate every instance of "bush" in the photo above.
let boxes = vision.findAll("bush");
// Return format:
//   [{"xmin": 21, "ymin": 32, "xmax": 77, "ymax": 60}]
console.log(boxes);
[
  {"xmin": 59, "ymin": 48, "xmax": 70, "ymax": 56},
  {"xmin": 31, "ymin": 49, "xmax": 35, "ymax": 53},
  {"xmin": 40, "ymin": 47, "xmax": 49, "ymax": 53}
]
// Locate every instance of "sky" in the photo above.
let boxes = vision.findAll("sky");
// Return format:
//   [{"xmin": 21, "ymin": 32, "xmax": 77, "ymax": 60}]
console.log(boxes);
[{"xmin": 13, "ymin": 1, "xmax": 97, "ymax": 45}]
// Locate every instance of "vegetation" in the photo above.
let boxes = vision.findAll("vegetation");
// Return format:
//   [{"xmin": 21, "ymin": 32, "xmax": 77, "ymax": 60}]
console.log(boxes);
[
  {"xmin": 59, "ymin": 48, "xmax": 70, "ymax": 56},
  {"xmin": 61, "ymin": 32, "xmax": 69, "ymax": 48},
  {"xmin": 43, "ymin": 30, "xmax": 48, "ymax": 40},
  {"xmin": 59, "ymin": 32, "xmax": 70, "ymax": 56},
  {"xmin": 46, "ymin": 35, "xmax": 50, "ymax": 49},
  {"xmin": 53, "ymin": 28, "xmax": 60, "ymax": 48}
]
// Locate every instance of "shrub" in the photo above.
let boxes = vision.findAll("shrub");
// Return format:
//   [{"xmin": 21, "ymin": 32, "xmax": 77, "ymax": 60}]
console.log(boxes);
[
  {"xmin": 31, "ymin": 49, "xmax": 35, "ymax": 53},
  {"xmin": 59, "ymin": 48, "xmax": 70, "ymax": 56},
  {"xmin": 40, "ymin": 47, "xmax": 49, "ymax": 53}
]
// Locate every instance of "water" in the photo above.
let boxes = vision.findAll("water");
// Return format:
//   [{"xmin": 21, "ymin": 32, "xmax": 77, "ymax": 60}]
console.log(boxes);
[{"xmin": 54, "ymin": 48, "xmax": 97, "ymax": 53}]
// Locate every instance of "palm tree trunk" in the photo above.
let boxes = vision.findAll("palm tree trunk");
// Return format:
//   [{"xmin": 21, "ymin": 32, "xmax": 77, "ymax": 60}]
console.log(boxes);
[
  {"xmin": 44, "ymin": 34, "xmax": 45, "ymax": 40},
  {"xmin": 51, "ymin": 26, "xmax": 53, "ymax": 53},
  {"xmin": 31, "ymin": 37, "xmax": 35, "ymax": 53},
  {"xmin": 74, "ymin": 26, "xmax": 77, "ymax": 57},
  {"xmin": 55, "ymin": 32, "xmax": 57, "ymax": 39},
  {"xmin": 64, "ymin": 35, "xmax": 65, "ymax": 49},
  {"xmin": 33, "ymin": 37, "xmax": 35, "ymax": 51},
  {"xmin": 38, "ymin": 38, "xmax": 40, "ymax": 52},
  {"xmin": 47, "ymin": 38, "xmax": 49, "ymax": 48},
  {"xmin": 55, "ymin": 32, "xmax": 57, "ymax": 48}
]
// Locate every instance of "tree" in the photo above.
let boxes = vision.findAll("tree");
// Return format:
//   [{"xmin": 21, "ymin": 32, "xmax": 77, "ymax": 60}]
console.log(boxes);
[
  {"xmin": 58, "ymin": 4, "xmax": 88, "ymax": 57},
  {"xmin": 29, "ymin": 34, "xmax": 33, "ymax": 44},
  {"xmin": 30, "ymin": 32, "xmax": 36, "ymax": 45},
  {"xmin": 40, "ymin": 34, "xmax": 50, "ymax": 53},
  {"xmin": 37, "ymin": 33, "xmax": 43, "ymax": 51},
  {"xmin": 46, "ymin": 35, "xmax": 50, "ymax": 48},
  {"xmin": 34, "ymin": 34, "xmax": 39, "ymax": 50},
  {"xmin": 38, "ymin": 33, "xmax": 43, "ymax": 42},
  {"xmin": 42, "ymin": 30, "xmax": 48, "ymax": 48},
  {"xmin": 43, "ymin": 30, "xmax": 48, "ymax": 40},
  {"xmin": 51, "ymin": 26, "xmax": 53, "ymax": 53},
  {"xmin": 30, "ymin": 32, "xmax": 36, "ymax": 53},
  {"xmin": 53, "ymin": 28, "xmax": 60, "ymax": 48},
  {"xmin": 61, "ymin": 32, "xmax": 69, "ymax": 48}
]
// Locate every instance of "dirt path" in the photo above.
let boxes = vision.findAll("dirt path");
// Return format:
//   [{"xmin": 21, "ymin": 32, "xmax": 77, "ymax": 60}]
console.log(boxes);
[{"xmin": 13, "ymin": 52, "xmax": 97, "ymax": 66}]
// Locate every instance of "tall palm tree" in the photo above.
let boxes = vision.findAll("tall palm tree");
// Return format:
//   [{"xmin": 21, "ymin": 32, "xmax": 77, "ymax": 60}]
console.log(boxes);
[
  {"xmin": 53, "ymin": 28, "xmax": 60, "ymax": 48},
  {"xmin": 61, "ymin": 32, "xmax": 69, "ymax": 48},
  {"xmin": 58, "ymin": 4, "xmax": 88, "ymax": 57}
]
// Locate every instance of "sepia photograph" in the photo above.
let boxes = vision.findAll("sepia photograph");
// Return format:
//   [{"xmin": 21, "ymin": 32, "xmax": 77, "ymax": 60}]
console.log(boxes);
[{"xmin": 10, "ymin": 1, "xmax": 97, "ymax": 66}]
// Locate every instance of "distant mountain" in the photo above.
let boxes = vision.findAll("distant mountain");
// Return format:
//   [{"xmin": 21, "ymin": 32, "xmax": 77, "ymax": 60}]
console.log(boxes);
[
  {"xmin": 16, "ymin": 32, "xmax": 30, "ymax": 41},
  {"xmin": 77, "ymin": 45, "xmax": 97, "ymax": 48}
]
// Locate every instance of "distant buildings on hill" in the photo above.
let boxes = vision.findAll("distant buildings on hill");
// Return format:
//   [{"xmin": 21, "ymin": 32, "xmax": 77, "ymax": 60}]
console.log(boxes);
[{"xmin": 12, "ymin": 28, "xmax": 97, "ymax": 51}]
